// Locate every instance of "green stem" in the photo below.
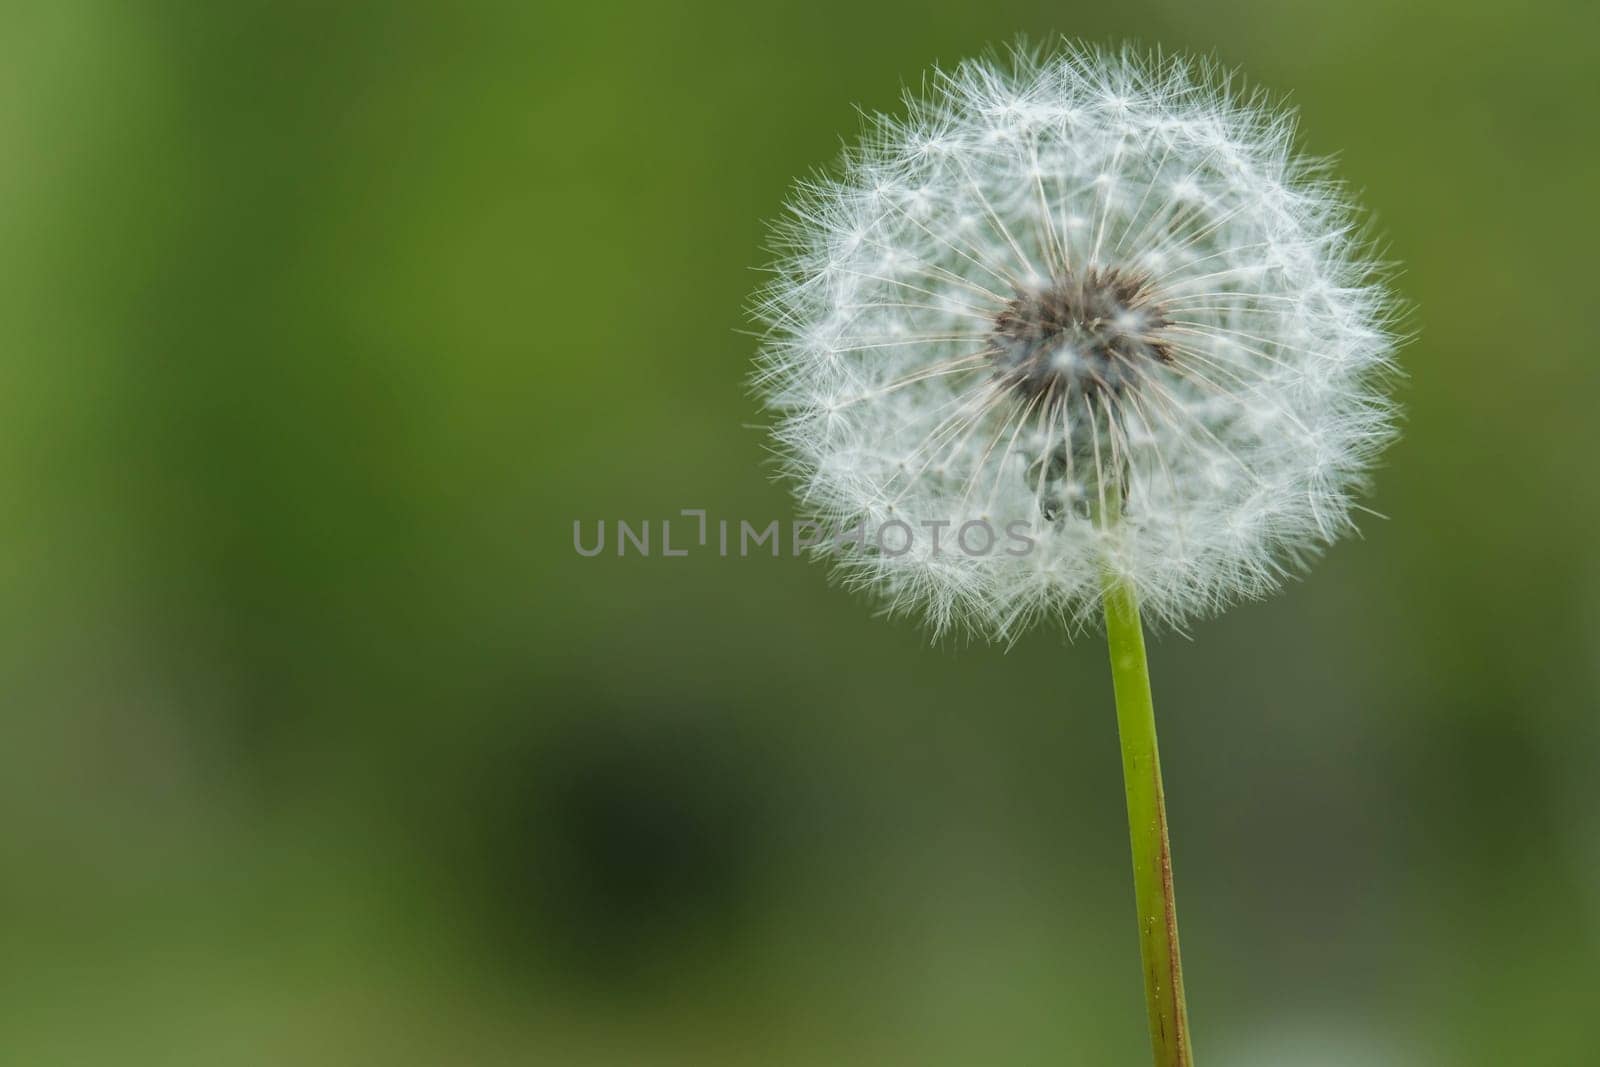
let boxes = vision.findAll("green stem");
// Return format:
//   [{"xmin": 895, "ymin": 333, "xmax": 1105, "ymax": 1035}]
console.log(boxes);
[{"xmin": 1103, "ymin": 574, "xmax": 1194, "ymax": 1067}]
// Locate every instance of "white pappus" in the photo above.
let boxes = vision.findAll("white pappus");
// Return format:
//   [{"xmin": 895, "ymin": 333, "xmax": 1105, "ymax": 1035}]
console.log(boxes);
[{"xmin": 753, "ymin": 44, "xmax": 1401, "ymax": 639}]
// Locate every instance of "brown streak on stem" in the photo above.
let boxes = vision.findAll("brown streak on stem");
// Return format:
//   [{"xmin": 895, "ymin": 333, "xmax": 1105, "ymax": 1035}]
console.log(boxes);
[{"xmin": 1154, "ymin": 762, "xmax": 1187, "ymax": 1066}]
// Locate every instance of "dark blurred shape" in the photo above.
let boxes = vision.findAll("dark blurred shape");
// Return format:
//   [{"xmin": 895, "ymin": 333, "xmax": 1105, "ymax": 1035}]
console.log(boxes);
[{"xmin": 480, "ymin": 706, "xmax": 778, "ymax": 986}]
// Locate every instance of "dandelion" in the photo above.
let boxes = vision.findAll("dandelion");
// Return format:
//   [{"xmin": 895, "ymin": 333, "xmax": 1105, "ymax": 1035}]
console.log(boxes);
[{"xmin": 752, "ymin": 43, "xmax": 1401, "ymax": 1066}]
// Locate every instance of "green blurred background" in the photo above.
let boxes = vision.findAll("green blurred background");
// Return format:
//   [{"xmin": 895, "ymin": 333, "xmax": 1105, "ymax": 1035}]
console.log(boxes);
[{"xmin": 2, "ymin": 1, "xmax": 1597, "ymax": 1063}]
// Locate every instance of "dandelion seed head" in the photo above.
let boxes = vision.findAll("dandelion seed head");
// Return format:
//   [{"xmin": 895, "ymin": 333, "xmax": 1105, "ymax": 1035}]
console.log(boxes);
[{"xmin": 753, "ymin": 43, "xmax": 1402, "ymax": 638}]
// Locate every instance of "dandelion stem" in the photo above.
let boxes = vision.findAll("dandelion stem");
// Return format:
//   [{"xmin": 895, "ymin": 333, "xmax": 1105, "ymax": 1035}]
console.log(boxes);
[{"xmin": 1103, "ymin": 574, "xmax": 1194, "ymax": 1067}]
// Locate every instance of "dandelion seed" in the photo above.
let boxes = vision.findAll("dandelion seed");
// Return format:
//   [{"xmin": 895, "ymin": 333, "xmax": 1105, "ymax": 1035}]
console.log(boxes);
[{"xmin": 753, "ymin": 43, "xmax": 1400, "ymax": 639}]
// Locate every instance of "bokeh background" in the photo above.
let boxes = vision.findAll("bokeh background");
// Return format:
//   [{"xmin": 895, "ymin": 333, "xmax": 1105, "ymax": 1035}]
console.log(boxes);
[{"xmin": 2, "ymin": 1, "xmax": 1597, "ymax": 1063}]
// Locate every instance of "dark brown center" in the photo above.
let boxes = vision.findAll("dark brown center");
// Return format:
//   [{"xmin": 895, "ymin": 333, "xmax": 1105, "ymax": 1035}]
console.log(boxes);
[{"xmin": 990, "ymin": 267, "xmax": 1172, "ymax": 408}]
